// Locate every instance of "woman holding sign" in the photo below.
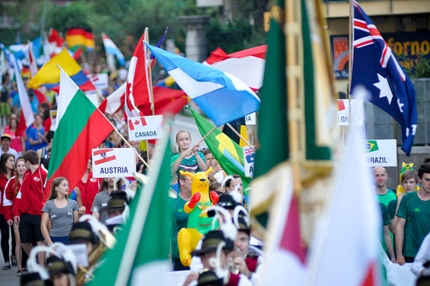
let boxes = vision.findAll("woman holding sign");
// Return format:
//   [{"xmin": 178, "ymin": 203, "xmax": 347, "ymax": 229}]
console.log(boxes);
[{"xmin": 170, "ymin": 130, "xmax": 207, "ymax": 176}]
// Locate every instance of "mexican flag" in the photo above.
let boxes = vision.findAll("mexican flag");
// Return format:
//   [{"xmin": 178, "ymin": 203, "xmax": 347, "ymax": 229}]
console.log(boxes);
[
  {"xmin": 89, "ymin": 121, "xmax": 171, "ymax": 285},
  {"xmin": 190, "ymin": 108, "xmax": 251, "ymax": 190},
  {"xmin": 45, "ymin": 68, "xmax": 114, "ymax": 201}
]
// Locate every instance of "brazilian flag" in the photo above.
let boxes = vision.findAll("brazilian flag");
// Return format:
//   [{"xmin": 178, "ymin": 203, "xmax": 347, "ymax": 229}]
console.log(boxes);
[{"xmin": 191, "ymin": 109, "xmax": 251, "ymax": 190}]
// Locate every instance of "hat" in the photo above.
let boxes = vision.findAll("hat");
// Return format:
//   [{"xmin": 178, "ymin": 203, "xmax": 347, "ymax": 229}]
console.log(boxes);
[
  {"xmin": 46, "ymin": 256, "xmax": 75, "ymax": 276},
  {"xmin": 197, "ymin": 269, "xmax": 224, "ymax": 286},
  {"xmin": 191, "ymin": 230, "xmax": 234, "ymax": 257},
  {"xmin": 20, "ymin": 272, "xmax": 51, "ymax": 286},
  {"xmin": 208, "ymin": 194, "xmax": 240, "ymax": 217},
  {"xmin": 1, "ymin": 133, "xmax": 11, "ymax": 141},
  {"xmin": 237, "ymin": 216, "xmax": 251, "ymax": 236},
  {"xmin": 105, "ymin": 191, "xmax": 128, "ymax": 212},
  {"xmin": 68, "ymin": 221, "xmax": 96, "ymax": 245}
]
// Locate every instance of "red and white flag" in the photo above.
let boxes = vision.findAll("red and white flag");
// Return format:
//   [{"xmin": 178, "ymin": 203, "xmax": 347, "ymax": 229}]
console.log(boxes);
[
  {"xmin": 305, "ymin": 88, "xmax": 381, "ymax": 286},
  {"xmin": 98, "ymin": 82, "xmax": 126, "ymax": 114},
  {"xmin": 261, "ymin": 165, "xmax": 307, "ymax": 285},
  {"xmin": 15, "ymin": 68, "xmax": 35, "ymax": 136},
  {"xmin": 204, "ymin": 45, "xmax": 267, "ymax": 91},
  {"xmin": 28, "ymin": 41, "xmax": 38, "ymax": 78}
]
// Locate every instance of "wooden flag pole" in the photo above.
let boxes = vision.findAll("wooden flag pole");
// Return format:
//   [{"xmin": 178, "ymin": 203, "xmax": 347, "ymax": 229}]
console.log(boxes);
[
  {"xmin": 196, "ymin": 125, "xmax": 218, "ymax": 146},
  {"xmin": 144, "ymin": 28, "xmax": 155, "ymax": 165},
  {"xmin": 226, "ymin": 123, "xmax": 255, "ymax": 151}
]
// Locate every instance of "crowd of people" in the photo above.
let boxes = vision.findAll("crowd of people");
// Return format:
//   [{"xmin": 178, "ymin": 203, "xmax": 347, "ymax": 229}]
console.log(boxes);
[{"xmin": 376, "ymin": 161, "xmax": 430, "ymax": 283}]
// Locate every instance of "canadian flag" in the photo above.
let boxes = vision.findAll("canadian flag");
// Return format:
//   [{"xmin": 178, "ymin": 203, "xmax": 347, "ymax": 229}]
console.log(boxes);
[{"xmin": 128, "ymin": 117, "xmax": 147, "ymax": 131}]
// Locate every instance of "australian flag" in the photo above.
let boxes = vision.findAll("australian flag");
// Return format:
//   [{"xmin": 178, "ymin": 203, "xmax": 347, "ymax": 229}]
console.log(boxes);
[{"xmin": 351, "ymin": 1, "xmax": 417, "ymax": 156}]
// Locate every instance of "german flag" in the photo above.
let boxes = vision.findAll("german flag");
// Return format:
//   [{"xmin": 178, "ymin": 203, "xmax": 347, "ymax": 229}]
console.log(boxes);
[{"xmin": 65, "ymin": 27, "xmax": 95, "ymax": 50}]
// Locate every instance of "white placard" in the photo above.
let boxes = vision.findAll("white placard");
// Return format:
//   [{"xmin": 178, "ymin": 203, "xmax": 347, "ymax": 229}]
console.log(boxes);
[
  {"xmin": 87, "ymin": 73, "xmax": 108, "ymax": 91},
  {"xmin": 92, "ymin": 148, "xmax": 136, "ymax": 178},
  {"xmin": 128, "ymin": 115, "xmax": 163, "ymax": 141},
  {"xmin": 243, "ymin": 146, "xmax": 255, "ymax": 178},
  {"xmin": 85, "ymin": 90, "xmax": 100, "ymax": 107},
  {"xmin": 66, "ymin": 244, "xmax": 88, "ymax": 267},
  {"xmin": 337, "ymin": 99, "xmax": 364, "ymax": 126},
  {"xmin": 363, "ymin": 139, "xmax": 397, "ymax": 167},
  {"xmin": 245, "ymin": 112, "xmax": 256, "ymax": 125}
]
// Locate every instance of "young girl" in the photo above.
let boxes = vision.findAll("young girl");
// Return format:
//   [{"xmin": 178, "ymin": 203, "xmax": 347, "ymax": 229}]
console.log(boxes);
[
  {"xmin": 3, "ymin": 157, "xmax": 27, "ymax": 276},
  {"xmin": 3, "ymin": 116, "xmax": 24, "ymax": 154},
  {"xmin": 0, "ymin": 153, "xmax": 15, "ymax": 270},
  {"xmin": 170, "ymin": 130, "xmax": 207, "ymax": 176},
  {"xmin": 41, "ymin": 177, "xmax": 79, "ymax": 245}
]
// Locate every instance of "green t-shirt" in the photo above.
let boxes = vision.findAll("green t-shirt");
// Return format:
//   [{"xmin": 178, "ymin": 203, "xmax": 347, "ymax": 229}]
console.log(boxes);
[
  {"xmin": 396, "ymin": 192, "xmax": 430, "ymax": 258},
  {"xmin": 378, "ymin": 189, "xmax": 396, "ymax": 207},
  {"xmin": 170, "ymin": 195, "xmax": 189, "ymax": 258},
  {"xmin": 380, "ymin": 203, "xmax": 391, "ymax": 253},
  {"xmin": 170, "ymin": 151, "xmax": 206, "ymax": 175},
  {"xmin": 387, "ymin": 198, "xmax": 398, "ymax": 220}
]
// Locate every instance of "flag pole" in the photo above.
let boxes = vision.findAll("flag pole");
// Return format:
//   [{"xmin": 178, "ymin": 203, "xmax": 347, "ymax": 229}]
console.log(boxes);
[
  {"xmin": 144, "ymin": 28, "xmax": 156, "ymax": 165},
  {"xmin": 196, "ymin": 125, "xmax": 218, "ymax": 146},
  {"xmin": 286, "ymin": 0, "xmax": 303, "ymax": 194},
  {"xmin": 226, "ymin": 123, "xmax": 255, "ymax": 151}
]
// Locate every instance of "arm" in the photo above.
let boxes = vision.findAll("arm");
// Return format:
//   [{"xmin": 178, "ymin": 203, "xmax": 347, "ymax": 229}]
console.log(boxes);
[
  {"xmin": 74, "ymin": 187, "xmax": 83, "ymax": 208},
  {"xmin": 395, "ymin": 217, "xmax": 406, "ymax": 265},
  {"xmin": 73, "ymin": 210, "xmax": 79, "ymax": 223},
  {"xmin": 383, "ymin": 225, "xmax": 395, "ymax": 262},
  {"xmin": 411, "ymin": 234, "xmax": 430, "ymax": 276},
  {"xmin": 40, "ymin": 212, "xmax": 52, "ymax": 245},
  {"xmin": 194, "ymin": 150, "xmax": 207, "ymax": 171}
]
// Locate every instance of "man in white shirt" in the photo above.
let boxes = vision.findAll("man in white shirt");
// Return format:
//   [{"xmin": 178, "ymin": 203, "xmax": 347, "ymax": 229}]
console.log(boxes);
[{"xmin": 0, "ymin": 133, "xmax": 18, "ymax": 159}]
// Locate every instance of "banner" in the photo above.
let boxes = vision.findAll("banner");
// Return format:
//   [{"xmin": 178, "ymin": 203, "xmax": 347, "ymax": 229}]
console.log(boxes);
[
  {"xmin": 331, "ymin": 32, "xmax": 430, "ymax": 79},
  {"xmin": 88, "ymin": 73, "xmax": 108, "ymax": 91},
  {"xmin": 363, "ymin": 139, "xmax": 397, "ymax": 167},
  {"xmin": 243, "ymin": 146, "xmax": 255, "ymax": 178},
  {"xmin": 337, "ymin": 99, "xmax": 364, "ymax": 126},
  {"xmin": 127, "ymin": 115, "xmax": 163, "ymax": 141},
  {"xmin": 92, "ymin": 148, "xmax": 136, "ymax": 178},
  {"xmin": 245, "ymin": 112, "xmax": 257, "ymax": 125}
]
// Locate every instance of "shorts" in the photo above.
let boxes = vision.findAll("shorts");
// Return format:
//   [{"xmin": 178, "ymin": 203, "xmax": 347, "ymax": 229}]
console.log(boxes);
[
  {"xmin": 19, "ymin": 213, "xmax": 44, "ymax": 243},
  {"xmin": 0, "ymin": 102, "xmax": 11, "ymax": 116}
]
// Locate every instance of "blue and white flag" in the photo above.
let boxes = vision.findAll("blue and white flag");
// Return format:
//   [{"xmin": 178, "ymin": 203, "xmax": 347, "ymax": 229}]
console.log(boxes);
[
  {"xmin": 351, "ymin": 1, "xmax": 417, "ymax": 156},
  {"xmin": 145, "ymin": 43, "xmax": 260, "ymax": 126},
  {"xmin": 102, "ymin": 33, "xmax": 125, "ymax": 67}
]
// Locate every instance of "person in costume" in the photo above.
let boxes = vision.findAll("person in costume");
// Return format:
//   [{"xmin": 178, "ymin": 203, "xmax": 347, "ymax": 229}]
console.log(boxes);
[{"xmin": 46, "ymin": 255, "xmax": 76, "ymax": 286}]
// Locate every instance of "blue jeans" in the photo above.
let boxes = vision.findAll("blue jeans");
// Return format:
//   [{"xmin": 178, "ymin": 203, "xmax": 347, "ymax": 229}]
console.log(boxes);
[{"xmin": 50, "ymin": 236, "xmax": 69, "ymax": 244}]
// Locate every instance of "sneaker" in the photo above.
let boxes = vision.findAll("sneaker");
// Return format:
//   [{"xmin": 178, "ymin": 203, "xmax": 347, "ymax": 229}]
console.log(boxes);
[
  {"xmin": 3, "ymin": 262, "xmax": 10, "ymax": 270},
  {"xmin": 16, "ymin": 270, "xmax": 22, "ymax": 277},
  {"xmin": 11, "ymin": 257, "xmax": 17, "ymax": 267}
]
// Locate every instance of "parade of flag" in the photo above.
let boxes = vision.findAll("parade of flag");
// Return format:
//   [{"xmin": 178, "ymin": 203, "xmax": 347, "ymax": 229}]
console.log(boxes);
[
  {"xmin": 27, "ymin": 49, "xmax": 96, "ymax": 92},
  {"xmin": 351, "ymin": 0, "xmax": 417, "ymax": 156},
  {"xmin": 46, "ymin": 68, "xmax": 114, "ymax": 201},
  {"xmin": 89, "ymin": 121, "xmax": 172, "ymax": 286},
  {"xmin": 146, "ymin": 43, "xmax": 260, "ymax": 126}
]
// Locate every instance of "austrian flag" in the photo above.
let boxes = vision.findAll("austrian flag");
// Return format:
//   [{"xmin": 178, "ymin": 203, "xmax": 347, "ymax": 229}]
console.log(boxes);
[{"xmin": 93, "ymin": 149, "xmax": 116, "ymax": 165}]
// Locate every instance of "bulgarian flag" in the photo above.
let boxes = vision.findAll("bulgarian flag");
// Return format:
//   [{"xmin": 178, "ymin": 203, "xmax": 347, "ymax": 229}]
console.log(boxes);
[
  {"xmin": 45, "ymin": 68, "xmax": 114, "ymax": 202},
  {"xmin": 89, "ymin": 121, "xmax": 171, "ymax": 286}
]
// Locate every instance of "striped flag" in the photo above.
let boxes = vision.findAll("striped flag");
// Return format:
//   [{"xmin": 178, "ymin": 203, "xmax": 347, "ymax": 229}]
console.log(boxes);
[
  {"xmin": 46, "ymin": 68, "xmax": 114, "ymax": 200},
  {"xmin": 89, "ymin": 120, "xmax": 172, "ymax": 286},
  {"xmin": 14, "ymin": 61, "xmax": 35, "ymax": 136},
  {"xmin": 66, "ymin": 27, "xmax": 95, "ymax": 50}
]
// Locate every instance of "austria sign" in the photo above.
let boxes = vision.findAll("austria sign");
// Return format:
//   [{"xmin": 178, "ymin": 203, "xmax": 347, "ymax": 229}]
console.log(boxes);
[
  {"xmin": 363, "ymin": 139, "xmax": 397, "ymax": 167},
  {"xmin": 92, "ymin": 148, "xmax": 135, "ymax": 178},
  {"xmin": 245, "ymin": 112, "xmax": 256, "ymax": 125},
  {"xmin": 127, "ymin": 115, "xmax": 163, "ymax": 141}
]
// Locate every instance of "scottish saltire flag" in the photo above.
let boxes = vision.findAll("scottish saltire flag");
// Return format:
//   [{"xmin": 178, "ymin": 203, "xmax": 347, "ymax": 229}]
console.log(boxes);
[
  {"xmin": 351, "ymin": 1, "xmax": 417, "ymax": 156},
  {"xmin": 146, "ymin": 44, "xmax": 260, "ymax": 126},
  {"xmin": 102, "ymin": 32, "xmax": 125, "ymax": 67}
]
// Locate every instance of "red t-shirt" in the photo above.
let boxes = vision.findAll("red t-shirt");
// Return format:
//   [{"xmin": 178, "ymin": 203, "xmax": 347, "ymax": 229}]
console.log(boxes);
[
  {"xmin": 18, "ymin": 166, "xmax": 47, "ymax": 216},
  {"xmin": 76, "ymin": 171, "xmax": 101, "ymax": 214},
  {"xmin": 3, "ymin": 176, "xmax": 20, "ymax": 221}
]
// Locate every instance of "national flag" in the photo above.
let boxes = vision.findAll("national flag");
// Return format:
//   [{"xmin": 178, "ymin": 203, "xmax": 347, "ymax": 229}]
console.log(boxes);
[
  {"xmin": 48, "ymin": 28, "xmax": 65, "ymax": 47},
  {"xmin": 8, "ymin": 37, "xmax": 42, "ymax": 61},
  {"xmin": 125, "ymin": 33, "xmax": 150, "ymax": 118},
  {"xmin": 98, "ymin": 82, "xmax": 126, "ymax": 114},
  {"xmin": 14, "ymin": 60, "xmax": 35, "ymax": 136},
  {"xmin": 204, "ymin": 45, "xmax": 267, "ymax": 91},
  {"xmin": 146, "ymin": 43, "xmax": 260, "ymax": 126},
  {"xmin": 364, "ymin": 140, "xmax": 379, "ymax": 152},
  {"xmin": 27, "ymin": 49, "xmax": 96, "ymax": 92},
  {"xmin": 28, "ymin": 40, "xmax": 38, "ymax": 78},
  {"xmin": 191, "ymin": 108, "xmax": 251, "ymax": 189},
  {"xmin": 46, "ymin": 68, "xmax": 114, "ymax": 202},
  {"xmin": 351, "ymin": 0, "xmax": 417, "ymax": 156},
  {"xmin": 305, "ymin": 87, "xmax": 381, "ymax": 285},
  {"xmin": 102, "ymin": 32, "xmax": 125, "ymax": 67},
  {"xmin": 45, "ymin": 29, "xmax": 64, "ymax": 58},
  {"xmin": 66, "ymin": 27, "xmax": 95, "ymax": 50},
  {"xmin": 89, "ymin": 120, "xmax": 172, "ymax": 286},
  {"xmin": 93, "ymin": 149, "xmax": 116, "ymax": 165}
]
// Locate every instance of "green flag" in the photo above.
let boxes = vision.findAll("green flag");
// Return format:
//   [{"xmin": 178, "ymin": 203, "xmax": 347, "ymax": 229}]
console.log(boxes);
[
  {"xmin": 89, "ymin": 121, "xmax": 172, "ymax": 286},
  {"xmin": 191, "ymin": 108, "xmax": 251, "ymax": 190}
]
